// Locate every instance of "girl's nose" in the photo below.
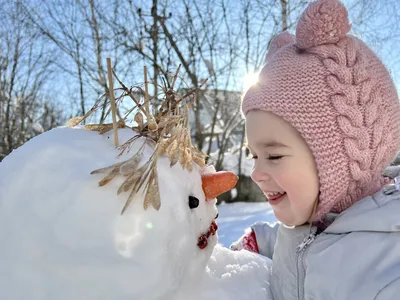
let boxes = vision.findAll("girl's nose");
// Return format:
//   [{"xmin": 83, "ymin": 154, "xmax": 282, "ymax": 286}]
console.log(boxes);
[{"xmin": 251, "ymin": 166, "xmax": 270, "ymax": 184}]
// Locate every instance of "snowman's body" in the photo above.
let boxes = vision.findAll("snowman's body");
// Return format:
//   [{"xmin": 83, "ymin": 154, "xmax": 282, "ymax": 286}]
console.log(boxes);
[{"xmin": 0, "ymin": 127, "xmax": 271, "ymax": 300}]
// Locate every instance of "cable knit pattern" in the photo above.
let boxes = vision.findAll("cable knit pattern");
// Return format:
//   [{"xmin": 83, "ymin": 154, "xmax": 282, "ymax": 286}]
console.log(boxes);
[{"xmin": 242, "ymin": 0, "xmax": 400, "ymax": 220}]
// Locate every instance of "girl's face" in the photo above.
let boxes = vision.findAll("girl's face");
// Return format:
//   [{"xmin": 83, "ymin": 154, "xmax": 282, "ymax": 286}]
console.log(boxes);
[{"xmin": 246, "ymin": 110, "xmax": 320, "ymax": 226}]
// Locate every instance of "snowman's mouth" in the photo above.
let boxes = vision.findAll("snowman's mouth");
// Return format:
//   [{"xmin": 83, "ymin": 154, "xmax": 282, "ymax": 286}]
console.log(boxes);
[{"xmin": 197, "ymin": 221, "xmax": 218, "ymax": 249}]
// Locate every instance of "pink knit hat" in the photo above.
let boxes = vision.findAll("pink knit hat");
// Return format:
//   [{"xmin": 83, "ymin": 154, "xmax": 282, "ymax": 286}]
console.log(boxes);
[{"xmin": 242, "ymin": 0, "xmax": 400, "ymax": 220}]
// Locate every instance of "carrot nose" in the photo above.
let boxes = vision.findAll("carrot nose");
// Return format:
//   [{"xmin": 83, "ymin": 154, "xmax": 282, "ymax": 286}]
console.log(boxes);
[{"xmin": 202, "ymin": 171, "xmax": 238, "ymax": 199}]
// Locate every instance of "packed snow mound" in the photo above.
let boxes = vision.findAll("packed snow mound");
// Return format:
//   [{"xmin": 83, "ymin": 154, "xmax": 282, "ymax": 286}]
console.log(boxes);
[
  {"xmin": 201, "ymin": 245, "xmax": 272, "ymax": 300},
  {"xmin": 0, "ymin": 126, "xmax": 272, "ymax": 300}
]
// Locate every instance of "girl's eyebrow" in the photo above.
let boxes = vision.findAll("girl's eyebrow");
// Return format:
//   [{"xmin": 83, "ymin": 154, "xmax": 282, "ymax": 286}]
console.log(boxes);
[
  {"xmin": 246, "ymin": 141, "xmax": 288, "ymax": 153},
  {"xmin": 256, "ymin": 141, "xmax": 288, "ymax": 149}
]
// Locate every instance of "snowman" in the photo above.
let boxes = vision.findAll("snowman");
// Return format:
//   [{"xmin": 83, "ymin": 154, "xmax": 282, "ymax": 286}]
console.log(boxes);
[{"xmin": 0, "ymin": 74, "xmax": 272, "ymax": 300}]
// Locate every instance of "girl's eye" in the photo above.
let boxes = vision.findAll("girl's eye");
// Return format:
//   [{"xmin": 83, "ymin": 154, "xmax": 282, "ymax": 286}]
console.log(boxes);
[
  {"xmin": 247, "ymin": 154, "xmax": 257, "ymax": 160},
  {"xmin": 267, "ymin": 155, "xmax": 283, "ymax": 161}
]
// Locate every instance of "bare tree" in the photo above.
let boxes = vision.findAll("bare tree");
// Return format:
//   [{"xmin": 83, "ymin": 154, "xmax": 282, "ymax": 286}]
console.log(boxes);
[
  {"xmin": 0, "ymin": 1, "xmax": 65, "ymax": 161},
  {"xmin": 22, "ymin": 0, "xmax": 124, "ymax": 123}
]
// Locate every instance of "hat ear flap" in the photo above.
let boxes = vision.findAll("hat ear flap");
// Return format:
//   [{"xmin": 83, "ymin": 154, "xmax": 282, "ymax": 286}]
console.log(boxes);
[
  {"xmin": 296, "ymin": 0, "xmax": 351, "ymax": 50},
  {"xmin": 265, "ymin": 31, "xmax": 295, "ymax": 63}
]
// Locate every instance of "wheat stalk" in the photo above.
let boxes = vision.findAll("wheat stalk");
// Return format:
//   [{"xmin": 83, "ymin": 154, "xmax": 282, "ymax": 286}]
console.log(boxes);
[{"xmin": 106, "ymin": 57, "xmax": 119, "ymax": 147}]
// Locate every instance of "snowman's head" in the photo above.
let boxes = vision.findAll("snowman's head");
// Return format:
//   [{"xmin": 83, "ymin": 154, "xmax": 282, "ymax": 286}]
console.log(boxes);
[{"xmin": 112, "ymin": 130, "xmax": 234, "ymax": 297}]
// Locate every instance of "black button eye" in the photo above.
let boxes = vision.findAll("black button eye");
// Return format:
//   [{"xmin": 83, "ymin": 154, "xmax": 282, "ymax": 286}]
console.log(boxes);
[{"xmin": 188, "ymin": 196, "xmax": 200, "ymax": 209}]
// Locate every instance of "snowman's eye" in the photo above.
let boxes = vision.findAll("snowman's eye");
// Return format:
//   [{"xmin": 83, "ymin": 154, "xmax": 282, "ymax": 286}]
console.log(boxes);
[{"xmin": 188, "ymin": 196, "xmax": 200, "ymax": 209}]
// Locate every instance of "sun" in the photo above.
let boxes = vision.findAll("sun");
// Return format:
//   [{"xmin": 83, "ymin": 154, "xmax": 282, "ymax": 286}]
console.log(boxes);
[{"xmin": 243, "ymin": 72, "xmax": 259, "ymax": 91}]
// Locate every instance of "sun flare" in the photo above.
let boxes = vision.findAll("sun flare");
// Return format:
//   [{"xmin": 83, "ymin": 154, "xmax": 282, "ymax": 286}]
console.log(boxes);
[{"xmin": 243, "ymin": 72, "xmax": 259, "ymax": 91}]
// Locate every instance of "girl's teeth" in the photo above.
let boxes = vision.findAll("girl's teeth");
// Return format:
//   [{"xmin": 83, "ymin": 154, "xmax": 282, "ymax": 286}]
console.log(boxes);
[{"xmin": 267, "ymin": 192, "xmax": 284, "ymax": 196}]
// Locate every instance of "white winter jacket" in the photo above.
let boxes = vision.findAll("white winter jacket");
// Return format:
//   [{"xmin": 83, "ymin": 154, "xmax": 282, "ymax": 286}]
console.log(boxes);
[{"xmin": 250, "ymin": 185, "xmax": 400, "ymax": 300}]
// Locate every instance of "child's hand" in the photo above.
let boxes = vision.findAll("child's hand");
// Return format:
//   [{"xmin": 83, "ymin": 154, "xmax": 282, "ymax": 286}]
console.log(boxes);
[
  {"xmin": 230, "ymin": 222, "xmax": 279, "ymax": 259},
  {"xmin": 230, "ymin": 229, "xmax": 260, "ymax": 253}
]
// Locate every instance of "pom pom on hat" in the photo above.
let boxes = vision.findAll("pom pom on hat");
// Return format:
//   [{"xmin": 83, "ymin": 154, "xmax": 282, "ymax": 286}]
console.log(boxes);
[
  {"xmin": 265, "ymin": 31, "xmax": 295, "ymax": 63},
  {"xmin": 296, "ymin": 0, "xmax": 351, "ymax": 49}
]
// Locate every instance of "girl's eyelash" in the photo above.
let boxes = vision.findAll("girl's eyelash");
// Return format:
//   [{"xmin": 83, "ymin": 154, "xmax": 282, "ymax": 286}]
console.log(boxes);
[
  {"xmin": 248, "ymin": 155, "xmax": 283, "ymax": 160},
  {"xmin": 267, "ymin": 155, "xmax": 283, "ymax": 160}
]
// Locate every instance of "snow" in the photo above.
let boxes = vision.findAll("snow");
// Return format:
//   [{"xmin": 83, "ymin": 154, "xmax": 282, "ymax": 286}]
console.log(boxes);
[
  {"xmin": 0, "ymin": 126, "xmax": 274, "ymax": 300},
  {"xmin": 217, "ymin": 201, "xmax": 276, "ymax": 248},
  {"xmin": 201, "ymin": 245, "xmax": 272, "ymax": 300}
]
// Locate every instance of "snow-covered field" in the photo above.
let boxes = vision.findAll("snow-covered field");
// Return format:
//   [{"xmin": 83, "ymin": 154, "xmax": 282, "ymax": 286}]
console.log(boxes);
[{"xmin": 217, "ymin": 201, "xmax": 276, "ymax": 248}]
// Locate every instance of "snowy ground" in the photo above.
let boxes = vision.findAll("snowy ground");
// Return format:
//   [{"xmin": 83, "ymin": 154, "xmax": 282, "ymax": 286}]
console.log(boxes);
[{"xmin": 217, "ymin": 201, "xmax": 277, "ymax": 247}]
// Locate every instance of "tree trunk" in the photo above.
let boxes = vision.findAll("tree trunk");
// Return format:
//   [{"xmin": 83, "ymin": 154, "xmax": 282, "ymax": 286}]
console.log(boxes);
[{"xmin": 280, "ymin": 0, "xmax": 288, "ymax": 31}]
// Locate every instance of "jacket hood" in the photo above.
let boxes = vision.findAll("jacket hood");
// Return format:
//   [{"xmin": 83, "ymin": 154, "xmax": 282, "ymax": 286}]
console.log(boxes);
[{"xmin": 324, "ymin": 186, "xmax": 400, "ymax": 234}]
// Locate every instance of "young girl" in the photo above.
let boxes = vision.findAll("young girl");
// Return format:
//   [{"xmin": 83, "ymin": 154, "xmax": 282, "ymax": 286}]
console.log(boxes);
[{"xmin": 230, "ymin": 0, "xmax": 400, "ymax": 299}]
